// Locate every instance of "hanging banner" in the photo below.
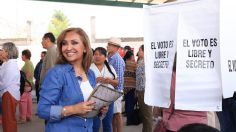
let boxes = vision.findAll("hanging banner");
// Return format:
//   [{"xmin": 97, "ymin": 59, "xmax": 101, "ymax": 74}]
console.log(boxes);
[
  {"xmin": 143, "ymin": 4, "xmax": 178, "ymax": 108},
  {"xmin": 144, "ymin": 0, "xmax": 222, "ymax": 111},
  {"xmin": 220, "ymin": 1, "xmax": 236, "ymax": 98},
  {"xmin": 176, "ymin": 0, "xmax": 221, "ymax": 111}
]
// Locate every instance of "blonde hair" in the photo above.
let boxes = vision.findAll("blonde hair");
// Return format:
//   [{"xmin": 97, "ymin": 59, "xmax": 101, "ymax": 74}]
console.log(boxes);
[{"xmin": 56, "ymin": 27, "xmax": 93, "ymax": 73}]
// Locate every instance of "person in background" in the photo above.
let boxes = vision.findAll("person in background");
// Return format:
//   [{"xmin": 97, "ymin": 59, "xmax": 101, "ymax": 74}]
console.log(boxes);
[
  {"xmin": 0, "ymin": 42, "xmax": 20, "ymax": 132},
  {"xmin": 37, "ymin": 27, "xmax": 107, "ymax": 132},
  {"xmin": 91, "ymin": 47, "xmax": 118, "ymax": 132},
  {"xmin": 162, "ymin": 54, "xmax": 207, "ymax": 132},
  {"xmin": 217, "ymin": 94, "xmax": 236, "ymax": 132},
  {"xmin": 34, "ymin": 51, "xmax": 47, "ymax": 103},
  {"xmin": 118, "ymin": 46, "xmax": 125, "ymax": 58},
  {"xmin": 123, "ymin": 50, "xmax": 137, "ymax": 125},
  {"xmin": 107, "ymin": 37, "xmax": 125, "ymax": 132},
  {"xmin": 136, "ymin": 45, "xmax": 153, "ymax": 132},
  {"xmin": 19, "ymin": 79, "xmax": 33, "ymax": 124},
  {"xmin": 123, "ymin": 45, "xmax": 132, "ymax": 55},
  {"xmin": 0, "ymin": 49, "xmax": 3, "ymax": 125},
  {"xmin": 40, "ymin": 32, "xmax": 58, "ymax": 85},
  {"xmin": 19, "ymin": 49, "xmax": 34, "ymax": 123}
]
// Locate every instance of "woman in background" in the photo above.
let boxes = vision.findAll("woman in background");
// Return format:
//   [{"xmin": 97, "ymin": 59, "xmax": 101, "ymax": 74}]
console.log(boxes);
[
  {"xmin": 0, "ymin": 42, "xmax": 20, "ymax": 132},
  {"xmin": 162, "ymin": 54, "xmax": 207, "ymax": 132},
  {"xmin": 19, "ymin": 49, "xmax": 34, "ymax": 123},
  {"xmin": 123, "ymin": 50, "xmax": 137, "ymax": 125},
  {"xmin": 136, "ymin": 45, "xmax": 153, "ymax": 132},
  {"xmin": 90, "ymin": 47, "xmax": 118, "ymax": 132}
]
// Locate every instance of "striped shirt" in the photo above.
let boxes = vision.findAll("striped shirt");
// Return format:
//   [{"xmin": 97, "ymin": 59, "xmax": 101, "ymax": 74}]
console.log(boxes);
[
  {"xmin": 124, "ymin": 60, "xmax": 136, "ymax": 89},
  {"xmin": 108, "ymin": 52, "xmax": 125, "ymax": 91}
]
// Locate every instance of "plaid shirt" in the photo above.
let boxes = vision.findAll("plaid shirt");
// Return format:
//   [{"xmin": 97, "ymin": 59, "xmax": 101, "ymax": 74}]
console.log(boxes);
[
  {"xmin": 108, "ymin": 52, "xmax": 125, "ymax": 91},
  {"xmin": 136, "ymin": 59, "xmax": 145, "ymax": 91}
]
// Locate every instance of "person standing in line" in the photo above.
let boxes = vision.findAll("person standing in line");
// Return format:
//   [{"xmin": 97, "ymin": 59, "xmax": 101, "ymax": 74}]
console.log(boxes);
[
  {"xmin": 19, "ymin": 49, "xmax": 34, "ymax": 123},
  {"xmin": 34, "ymin": 51, "xmax": 46, "ymax": 103},
  {"xmin": 0, "ymin": 42, "xmax": 20, "ymax": 132},
  {"xmin": 107, "ymin": 37, "xmax": 125, "ymax": 132},
  {"xmin": 123, "ymin": 50, "xmax": 137, "ymax": 125},
  {"xmin": 0, "ymin": 50, "xmax": 3, "ymax": 125},
  {"xmin": 123, "ymin": 45, "xmax": 131, "ymax": 56},
  {"xmin": 217, "ymin": 96, "xmax": 236, "ymax": 132},
  {"xmin": 40, "ymin": 32, "xmax": 58, "ymax": 85},
  {"xmin": 162, "ymin": 54, "xmax": 207, "ymax": 132},
  {"xmin": 37, "ymin": 27, "xmax": 107, "ymax": 132},
  {"xmin": 91, "ymin": 47, "xmax": 118, "ymax": 132},
  {"xmin": 136, "ymin": 45, "xmax": 153, "ymax": 132}
]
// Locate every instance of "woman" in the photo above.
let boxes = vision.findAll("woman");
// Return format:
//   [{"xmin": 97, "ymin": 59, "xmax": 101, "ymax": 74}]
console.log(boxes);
[
  {"xmin": 162, "ymin": 54, "xmax": 207, "ymax": 132},
  {"xmin": 19, "ymin": 49, "xmax": 34, "ymax": 123},
  {"xmin": 136, "ymin": 45, "xmax": 153, "ymax": 132},
  {"xmin": 0, "ymin": 42, "xmax": 20, "ymax": 132},
  {"xmin": 123, "ymin": 50, "xmax": 137, "ymax": 125},
  {"xmin": 90, "ymin": 47, "xmax": 118, "ymax": 132},
  {"xmin": 37, "ymin": 28, "xmax": 107, "ymax": 132}
]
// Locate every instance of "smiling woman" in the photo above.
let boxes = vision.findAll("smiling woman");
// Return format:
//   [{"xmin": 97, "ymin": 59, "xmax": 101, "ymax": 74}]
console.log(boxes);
[{"xmin": 37, "ymin": 27, "xmax": 108, "ymax": 132}]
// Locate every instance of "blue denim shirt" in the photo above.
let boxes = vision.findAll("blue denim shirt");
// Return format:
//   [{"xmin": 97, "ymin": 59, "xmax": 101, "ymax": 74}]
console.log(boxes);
[{"xmin": 37, "ymin": 64, "xmax": 96, "ymax": 132}]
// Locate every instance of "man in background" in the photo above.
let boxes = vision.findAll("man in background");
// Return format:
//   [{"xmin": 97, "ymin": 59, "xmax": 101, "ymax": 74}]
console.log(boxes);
[
  {"xmin": 34, "ymin": 51, "xmax": 46, "ymax": 103},
  {"xmin": 40, "ymin": 32, "xmax": 58, "ymax": 85},
  {"xmin": 107, "ymin": 37, "xmax": 125, "ymax": 132}
]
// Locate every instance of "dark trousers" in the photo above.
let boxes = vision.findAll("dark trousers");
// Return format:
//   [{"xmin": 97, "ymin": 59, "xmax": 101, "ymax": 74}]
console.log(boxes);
[
  {"xmin": 125, "ymin": 89, "xmax": 136, "ymax": 125},
  {"xmin": 35, "ymin": 81, "xmax": 40, "ymax": 103},
  {"xmin": 217, "ymin": 97, "xmax": 236, "ymax": 132}
]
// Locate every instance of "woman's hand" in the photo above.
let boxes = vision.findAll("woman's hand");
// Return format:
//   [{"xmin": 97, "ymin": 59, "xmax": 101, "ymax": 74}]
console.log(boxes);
[
  {"xmin": 96, "ymin": 77, "xmax": 105, "ymax": 83},
  {"xmin": 24, "ymin": 86, "xmax": 32, "ymax": 92},
  {"xmin": 71, "ymin": 101, "xmax": 96, "ymax": 116},
  {"xmin": 104, "ymin": 77, "xmax": 112, "ymax": 84}
]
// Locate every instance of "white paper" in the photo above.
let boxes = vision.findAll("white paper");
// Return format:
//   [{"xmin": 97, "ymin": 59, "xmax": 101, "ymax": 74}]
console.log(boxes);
[
  {"xmin": 143, "ymin": 0, "xmax": 222, "ymax": 111},
  {"xmin": 220, "ymin": 1, "xmax": 236, "ymax": 98},
  {"xmin": 175, "ymin": 0, "xmax": 222, "ymax": 111},
  {"xmin": 143, "ymin": 4, "xmax": 178, "ymax": 108},
  {"xmin": 85, "ymin": 84, "xmax": 123, "ymax": 118}
]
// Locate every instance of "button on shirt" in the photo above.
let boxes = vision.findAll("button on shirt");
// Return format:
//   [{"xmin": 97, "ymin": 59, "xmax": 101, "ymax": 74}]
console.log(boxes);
[{"xmin": 108, "ymin": 52, "xmax": 125, "ymax": 91}]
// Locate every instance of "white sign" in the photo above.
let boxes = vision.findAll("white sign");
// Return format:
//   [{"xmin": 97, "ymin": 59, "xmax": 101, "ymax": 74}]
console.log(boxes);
[
  {"xmin": 176, "ymin": 0, "xmax": 221, "ymax": 111},
  {"xmin": 144, "ymin": 0, "xmax": 222, "ymax": 111},
  {"xmin": 220, "ymin": 1, "xmax": 236, "ymax": 98},
  {"xmin": 143, "ymin": 4, "xmax": 178, "ymax": 108}
]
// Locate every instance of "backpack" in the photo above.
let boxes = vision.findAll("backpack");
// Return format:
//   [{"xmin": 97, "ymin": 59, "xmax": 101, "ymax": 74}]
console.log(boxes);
[{"xmin": 20, "ymin": 70, "xmax": 26, "ymax": 96}]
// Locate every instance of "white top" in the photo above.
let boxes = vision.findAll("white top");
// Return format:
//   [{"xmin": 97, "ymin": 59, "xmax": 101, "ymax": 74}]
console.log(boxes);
[
  {"xmin": 0, "ymin": 59, "xmax": 21, "ymax": 100},
  {"xmin": 80, "ymin": 81, "xmax": 94, "ymax": 101},
  {"xmin": 90, "ymin": 63, "xmax": 117, "ymax": 89}
]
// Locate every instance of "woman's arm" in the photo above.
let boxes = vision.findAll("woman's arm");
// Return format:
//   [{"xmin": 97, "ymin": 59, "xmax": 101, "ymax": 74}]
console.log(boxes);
[
  {"xmin": 104, "ymin": 78, "xmax": 118, "ymax": 87},
  {"xmin": 37, "ymin": 68, "xmax": 64, "ymax": 122},
  {"xmin": 38, "ymin": 68, "xmax": 96, "ymax": 121}
]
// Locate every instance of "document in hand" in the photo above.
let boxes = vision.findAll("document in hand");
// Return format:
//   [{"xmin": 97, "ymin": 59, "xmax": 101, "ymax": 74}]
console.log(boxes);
[{"xmin": 85, "ymin": 84, "xmax": 123, "ymax": 118}]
